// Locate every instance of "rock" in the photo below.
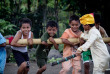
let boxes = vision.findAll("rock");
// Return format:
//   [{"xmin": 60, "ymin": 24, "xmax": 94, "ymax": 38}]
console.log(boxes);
[
  {"xmin": 48, "ymin": 49, "xmax": 62, "ymax": 59},
  {"xmin": 28, "ymin": 48, "xmax": 36, "ymax": 61}
]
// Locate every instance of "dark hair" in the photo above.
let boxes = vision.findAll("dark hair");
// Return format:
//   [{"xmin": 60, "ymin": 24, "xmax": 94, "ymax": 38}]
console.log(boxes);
[
  {"xmin": 94, "ymin": 13, "xmax": 101, "ymax": 24},
  {"xmin": 89, "ymin": 24, "xmax": 95, "ymax": 27},
  {"xmin": 69, "ymin": 14, "xmax": 80, "ymax": 23},
  {"xmin": 19, "ymin": 18, "xmax": 32, "ymax": 28},
  {"xmin": 46, "ymin": 20, "xmax": 58, "ymax": 28}
]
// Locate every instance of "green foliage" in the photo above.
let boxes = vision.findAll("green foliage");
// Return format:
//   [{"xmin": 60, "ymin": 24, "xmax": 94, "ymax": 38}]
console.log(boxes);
[
  {"xmin": 8, "ymin": 53, "xmax": 16, "ymax": 63},
  {"xmin": 47, "ymin": 57, "xmax": 62, "ymax": 63},
  {"xmin": 0, "ymin": 19, "xmax": 16, "ymax": 35}
]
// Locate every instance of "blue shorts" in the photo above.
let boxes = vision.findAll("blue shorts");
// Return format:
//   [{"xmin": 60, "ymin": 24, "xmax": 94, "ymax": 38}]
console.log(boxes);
[
  {"xmin": 12, "ymin": 50, "xmax": 29, "ymax": 67},
  {"xmin": 0, "ymin": 47, "xmax": 6, "ymax": 74}
]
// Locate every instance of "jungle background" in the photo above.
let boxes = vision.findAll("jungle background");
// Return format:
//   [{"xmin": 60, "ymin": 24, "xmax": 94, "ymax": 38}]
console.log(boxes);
[{"xmin": 0, "ymin": 0, "xmax": 110, "ymax": 62}]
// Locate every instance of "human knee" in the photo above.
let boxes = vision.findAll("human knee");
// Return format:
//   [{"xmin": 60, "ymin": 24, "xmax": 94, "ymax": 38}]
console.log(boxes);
[
  {"xmin": 41, "ymin": 65, "xmax": 46, "ymax": 71},
  {"xmin": 20, "ymin": 62, "xmax": 27, "ymax": 69},
  {"xmin": 84, "ymin": 62, "xmax": 89, "ymax": 69},
  {"xmin": 25, "ymin": 68, "xmax": 29, "ymax": 72}
]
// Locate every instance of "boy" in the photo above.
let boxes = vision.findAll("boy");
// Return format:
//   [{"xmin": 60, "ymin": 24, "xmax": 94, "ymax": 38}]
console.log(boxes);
[
  {"xmin": 80, "ymin": 29, "xmax": 92, "ymax": 74},
  {"xmin": 0, "ymin": 33, "xmax": 6, "ymax": 74},
  {"xmin": 11, "ymin": 18, "xmax": 33, "ymax": 74},
  {"xmin": 76, "ymin": 13, "xmax": 110, "ymax": 74},
  {"xmin": 94, "ymin": 13, "xmax": 108, "ymax": 38},
  {"xmin": 36, "ymin": 20, "xmax": 58, "ymax": 74},
  {"xmin": 59, "ymin": 15, "xmax": 82, "ymax": 74}
]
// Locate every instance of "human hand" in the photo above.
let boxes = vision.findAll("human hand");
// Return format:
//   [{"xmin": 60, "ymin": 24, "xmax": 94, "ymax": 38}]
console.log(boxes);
[
  {"xmin": 108, "ymin": 43, "xmax": 110, "ymax": 46},
  {"xmin": 75, "ymin": 50, "xmax": 81, "ymax": 56},
  {"xmin": 42, "ymin": 41, "xmax": 48, "ymax": 46},
  {"xmin": 49, "ymin": 37, "xmax": 55, "ymax": 43},
  {"xmin": 27, "ymin": 38, "xmax": 33, "ymax": 45},
  {"xmin": 79, "ymin": 38, "xmax": 85, "ymax": 45}
]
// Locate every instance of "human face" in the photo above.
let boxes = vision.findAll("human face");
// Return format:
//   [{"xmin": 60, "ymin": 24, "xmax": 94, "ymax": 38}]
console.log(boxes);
[
  {"xmin": 69, "ymin": 20, "xmax": 80, "ymax": 32},
  {"xmin": 83, "ymin": 24, "xmax": 89, "ymax": 31},
  {"xmin": 20, "ymin": 23, "xmax": 31, "ymax": 36},
  {"xmin": 95, "ymin": 23, "xmax": 100, "ymax": 29},
  {"xmin": 46, "ymin": 27, "xmax": 57, "ymax": 37}
]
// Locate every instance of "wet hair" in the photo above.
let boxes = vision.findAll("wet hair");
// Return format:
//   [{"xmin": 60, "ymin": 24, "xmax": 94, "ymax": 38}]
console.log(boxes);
[
  {"xmin": 69, "ymin": 14, "xmax": 80, "ymax": 23},
  {"xmin": 19, "ymin": 18, "xmax": 32, "ymax": 28},
  {"xmin": 94, "ymin": 13, "xmax": 101, "ymax": 24},
  {"xmin": 46, "ymin": 20, "xmax": 58, "ymax": 28}
]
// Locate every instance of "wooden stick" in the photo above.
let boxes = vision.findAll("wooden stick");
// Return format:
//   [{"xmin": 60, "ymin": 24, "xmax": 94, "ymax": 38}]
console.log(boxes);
[{"xmin": 6, "ymin": 37, "xmax": 110, "ymax": 45}]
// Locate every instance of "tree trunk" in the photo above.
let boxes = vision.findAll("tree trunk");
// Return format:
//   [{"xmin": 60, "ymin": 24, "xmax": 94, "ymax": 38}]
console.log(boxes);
[
  {"xmin": 27, "ymin": 0, "xmax": 31, "ymax": 12},
  {"xmin": 55, "ymin": 0, "xmax": 59, "ymax": 37}
]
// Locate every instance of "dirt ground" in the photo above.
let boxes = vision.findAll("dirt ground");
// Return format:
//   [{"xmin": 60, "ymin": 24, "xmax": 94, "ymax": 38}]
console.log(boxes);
[
  {"xmin": 4, "ymin": 61, "xmax": 72, "ymax": 74},
  {"xmin": 4, "ymin": 60, "xmax": 94, "ymax": 74}
]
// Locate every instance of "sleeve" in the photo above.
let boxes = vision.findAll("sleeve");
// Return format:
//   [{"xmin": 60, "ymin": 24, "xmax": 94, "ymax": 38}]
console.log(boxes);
[
  {"xmin": 41, "ymin": 32, "xmax": 48, "ymax": 42},
  {"xmin": 60, "ymin": 32, "xmax": 69, "ymax": 39},
  {"xmin": 0, "ymin": 33, "xmax": 6, "ymax": 44},
  {"xmin": 80, "ymin": 33, "xmax": 85, "ymax": 38},
  {"xmin": 77, "ymin": 30, "xmax": 98, "ymax": 52}
]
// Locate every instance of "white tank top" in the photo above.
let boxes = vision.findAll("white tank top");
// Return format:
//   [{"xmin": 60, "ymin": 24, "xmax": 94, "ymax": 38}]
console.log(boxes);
[{"xmin": 11, "ymin": 30, "xmax": 31, "ymax": 52}]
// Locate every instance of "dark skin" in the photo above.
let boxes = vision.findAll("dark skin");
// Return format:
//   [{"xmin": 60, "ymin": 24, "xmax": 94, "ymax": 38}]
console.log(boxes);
[
  {"xmin": 62, "ymin": 20, "xmax": 81, "ymax": 49},
  {"xmin": 42, "ymin": 26, "xmax": 58, "ymax": 50},
  {"xmin": 80, "ymin": 38, "xmax": 90, "ymax": 74},
  {"xmin": 11, "ymin": 23, "xmax": 33, "ymax": 48},
  {"xmin": 36, "ymin": 26, "xmax": 58, "ymax": 74},
  {"xmin": 11, "ymin": 23, "xmax": 33, "ymax": 74}
]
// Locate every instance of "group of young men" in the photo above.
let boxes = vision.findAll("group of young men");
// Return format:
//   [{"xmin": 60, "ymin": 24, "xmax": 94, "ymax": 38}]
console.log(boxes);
[{"xmin": 0, "ymin": 13, "xmax": 110, "ymax": 74}]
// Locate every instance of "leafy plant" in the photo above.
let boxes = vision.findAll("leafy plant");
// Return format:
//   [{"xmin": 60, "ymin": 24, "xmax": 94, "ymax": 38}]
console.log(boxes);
[
  {"xmin": 47, "ymin": 57, "xmax": 62, "ymax": 63},
  {"xmin": 0, "ymin": 19, "xmax": 16, "ymax": 35}
]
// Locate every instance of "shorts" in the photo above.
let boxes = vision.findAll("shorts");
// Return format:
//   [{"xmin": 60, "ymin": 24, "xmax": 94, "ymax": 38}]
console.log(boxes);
[
  {"xmin": 36, "ymin": 58, "xmax": 47, "ymax": 68},
  {"xmin": 12, "ymin": 50, "xmax": 29, "ymax": 67},
  {"xmin": 82, "ymin": 50, "xmax": 92, "ymax": 63}
]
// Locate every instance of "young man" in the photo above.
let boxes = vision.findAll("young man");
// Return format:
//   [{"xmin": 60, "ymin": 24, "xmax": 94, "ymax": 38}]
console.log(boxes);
[
  {"xmin": 0, "ymin": 33, "xmax": 6, "ymax": 74},
  {"xmin": 59, "ymin": 15, "xmax": 82, "ymax": 74},
  {"xmin": 76, "ymin": 13, "xmax": 110, "ymax": 74},
  {"xmin": 36, "ymin": 21, "xmax": 58, "ymax": 74}
]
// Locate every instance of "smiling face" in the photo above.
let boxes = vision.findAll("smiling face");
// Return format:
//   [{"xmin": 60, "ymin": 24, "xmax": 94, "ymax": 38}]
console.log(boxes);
[
  {"xmin": 20, "ymin": 23, "xmax": 31, "ymax": 36},
  {"xmin": 46, "ymin": 27, "xmax": 57, "ymax": 37},
  {"xmin": 69, "ymin": 20, "xmax": 80, "ymax": 32}
]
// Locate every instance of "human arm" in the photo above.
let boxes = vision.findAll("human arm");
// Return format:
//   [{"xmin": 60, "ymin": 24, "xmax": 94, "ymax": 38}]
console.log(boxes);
[
  {"xmin": 62, "ymin": 38, "xmax": 75, "ymax": 47},
  {"xmin": 28, "ymin": 32, "xmax": 33, "ymax": 49},
  {"xmin": 77, "ymin": 30, "xmax": 98, "ymax": 52},
  {"xmin": 60, "ymin": 32, "xmax": 75, "ymax": 47},
  {"xmin": 49, "ymin": 37, "xmax": 58, "ymax": 50},
  {"xmin": 79, "ymin": 38, "xmax": 86, "ymax": 46},
  {"xmin": 11, "ymin": 31, "xmax": 26, "ymax": 47}
]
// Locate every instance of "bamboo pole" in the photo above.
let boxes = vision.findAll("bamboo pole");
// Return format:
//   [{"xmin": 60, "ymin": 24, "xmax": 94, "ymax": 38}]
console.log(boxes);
[{"xmin": 6, "ymin": 37, "xmax": 110, "ymax": 45}]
